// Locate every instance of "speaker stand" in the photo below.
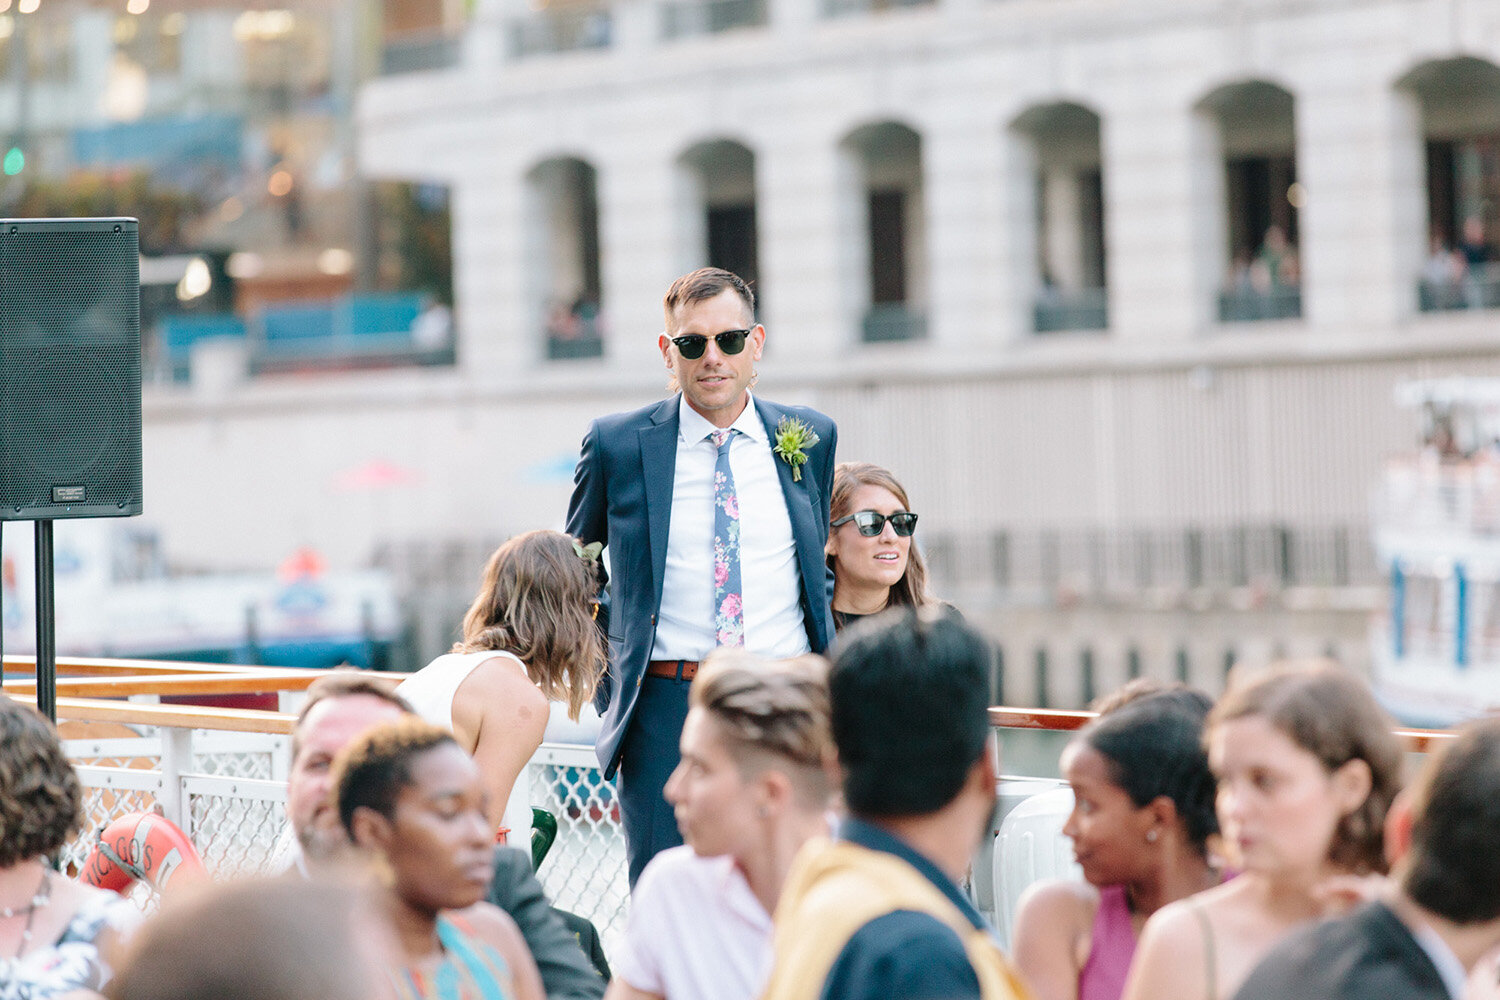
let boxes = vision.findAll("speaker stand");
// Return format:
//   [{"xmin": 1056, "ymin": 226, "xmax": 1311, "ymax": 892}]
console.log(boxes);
[{"xmin": 34, "ymin": 520, "xmax": 55, "ymax": 722}]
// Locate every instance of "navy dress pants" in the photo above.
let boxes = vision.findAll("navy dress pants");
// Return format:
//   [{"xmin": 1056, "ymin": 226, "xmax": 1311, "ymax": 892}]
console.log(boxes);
[{"xmin": 617, "ymin": 673, "xmax": 691, "ymax": 887}]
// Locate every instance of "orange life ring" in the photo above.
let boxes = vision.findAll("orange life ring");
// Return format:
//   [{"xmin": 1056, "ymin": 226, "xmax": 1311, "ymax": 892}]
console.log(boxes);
[{"xmin": 82, "ymin": 812, "xmax": 207, "ymax": 895}]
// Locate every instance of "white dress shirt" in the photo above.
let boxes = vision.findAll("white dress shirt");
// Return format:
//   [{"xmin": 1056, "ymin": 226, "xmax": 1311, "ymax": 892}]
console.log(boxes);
[
  {"xmin": 1411, "ymin": 917, "xmax": 1467, "ymax": 1000},
  {"xmin": 651, "ymin": 394, "xmax": 810, "ymax": 661}
]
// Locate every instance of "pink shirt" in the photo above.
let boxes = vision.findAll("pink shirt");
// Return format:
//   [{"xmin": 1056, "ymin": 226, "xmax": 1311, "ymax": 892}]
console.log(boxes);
[
  {"xmin": 614, "ymin": 846, "xmax": 772, "ymax": 1000},
  {"xmin": 1078, "ymin": 884, "xmax": 1136, "ymax": 1000}
]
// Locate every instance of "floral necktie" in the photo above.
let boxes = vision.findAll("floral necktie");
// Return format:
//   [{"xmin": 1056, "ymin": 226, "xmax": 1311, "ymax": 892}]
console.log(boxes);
[{"xmin": 711, "ymin": 428, "xmax": 744, "ymax": 646}]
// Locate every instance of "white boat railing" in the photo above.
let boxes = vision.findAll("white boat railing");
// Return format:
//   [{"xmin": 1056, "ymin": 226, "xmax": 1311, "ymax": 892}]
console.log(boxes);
[
  {"xmin": 10, "ymin": 660, "xmax": 1457, "ymax": 965},
  {"xmin": 60, "ymin": 727, "xmax": 633, "ymax": 947}
]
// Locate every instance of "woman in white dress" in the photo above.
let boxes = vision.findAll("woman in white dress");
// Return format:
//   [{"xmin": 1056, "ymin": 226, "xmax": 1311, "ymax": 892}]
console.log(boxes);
[{"xmin": 396, "ymin": 530, "xmax": 605, "ymax": 844}]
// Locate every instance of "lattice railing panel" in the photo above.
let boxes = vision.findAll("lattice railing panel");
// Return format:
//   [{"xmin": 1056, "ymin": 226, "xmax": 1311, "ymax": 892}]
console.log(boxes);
[
  {"xmin": 64, "ymin": 737, "xmax": 632, "ymax": 954},
  {"xmin": 188, "ymin": 786, "xmax": 287, "ymax": 879},
  {"xmin": 192, "ymin": 752, "xmax": 277, "ymax": 781},
  {"xmin": 529, "ymin": 748, "xmax": 629, "ymax": 951},
  {"xmin": 61, "ymin": 785, "xmax": 162, "ymax": 877}
]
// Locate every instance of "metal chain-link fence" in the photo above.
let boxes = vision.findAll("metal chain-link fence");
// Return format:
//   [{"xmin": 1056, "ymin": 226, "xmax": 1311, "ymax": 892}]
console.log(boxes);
[{"xmin": 528, "ymin": 744, "xmax": 629, "ymax": 950}]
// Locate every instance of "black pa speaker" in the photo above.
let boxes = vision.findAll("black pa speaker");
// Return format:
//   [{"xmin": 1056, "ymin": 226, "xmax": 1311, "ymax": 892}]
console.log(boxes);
[{"xmin": 0, "ymin": 218, "xmax": 143, "ymax": 520}]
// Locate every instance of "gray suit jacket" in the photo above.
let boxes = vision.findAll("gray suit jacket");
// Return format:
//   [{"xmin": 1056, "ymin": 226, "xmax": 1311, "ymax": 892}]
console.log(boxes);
[{"xmin": 486, "ymin": 846, "xmax": 606, "ymax": 1000}]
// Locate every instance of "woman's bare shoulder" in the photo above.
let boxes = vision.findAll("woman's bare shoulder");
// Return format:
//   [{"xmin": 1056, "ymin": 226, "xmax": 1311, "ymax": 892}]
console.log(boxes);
[
  {"xmin": 1015, "ymin": 879, "xmax": 1099, "ymax": 927},
  {"xmin": 450, "ymin": 901, "xmax": 524, "ymax": 944},
  {"xmin": 458, "ymin": 656, "xmax": 548, "ymax": 710},
  {"xmin": 1138, "ymin": 894, "xmax": 1204, "ymax": 946},
  {"xmin": 1141, "ymin": 878, "xmax": 1242, "ymax": 945}
]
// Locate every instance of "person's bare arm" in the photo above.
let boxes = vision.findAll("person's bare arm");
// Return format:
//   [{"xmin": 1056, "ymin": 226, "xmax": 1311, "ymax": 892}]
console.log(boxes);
[
  {"xmin": 1011, "ymin": 880, "xmax": 1093, "ymax": 1000},
  {"xmin": 451, "ymin": 656, "xmax": 550, "ymax": 836}
]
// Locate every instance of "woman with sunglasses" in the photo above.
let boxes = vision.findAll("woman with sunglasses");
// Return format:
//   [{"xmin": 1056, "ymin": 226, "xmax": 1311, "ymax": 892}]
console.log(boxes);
[
  {"xmin": 396, "ymin": 529, "xmax": 606, "ymax": 843},
  {"xmin": 824, "ymin": 462, "xmax": 934, "ymax": 632}
]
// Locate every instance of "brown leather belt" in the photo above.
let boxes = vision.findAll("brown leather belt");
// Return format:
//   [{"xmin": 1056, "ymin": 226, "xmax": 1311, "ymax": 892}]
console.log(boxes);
[{"xmin": 646, "ymin": 659, "xmax": 700, "ymax": 681}]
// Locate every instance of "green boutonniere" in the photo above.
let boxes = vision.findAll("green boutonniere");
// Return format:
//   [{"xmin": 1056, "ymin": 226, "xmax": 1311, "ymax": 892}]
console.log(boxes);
[{"xmin": 773, "ymin": 416, "xmax": 820, "ymax": 482}]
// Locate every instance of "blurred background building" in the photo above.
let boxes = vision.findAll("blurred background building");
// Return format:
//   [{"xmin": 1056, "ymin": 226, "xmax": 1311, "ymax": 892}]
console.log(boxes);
[{"xmin": 5, "ymin": 0, "xmax": 1500, "ymax": 704}]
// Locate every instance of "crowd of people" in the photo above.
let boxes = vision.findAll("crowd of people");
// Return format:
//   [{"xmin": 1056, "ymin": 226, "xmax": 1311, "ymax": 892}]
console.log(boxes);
[{"xmin": 7, "ymin": 265, "xmax": 1500, "ymax": 1000}]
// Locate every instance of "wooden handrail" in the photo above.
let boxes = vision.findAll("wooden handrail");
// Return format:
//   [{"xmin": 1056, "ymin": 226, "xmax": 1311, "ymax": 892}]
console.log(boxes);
[
  {"xmin": 4, "ymin": 670, "xmax": 327, "ymax": 698},
  {"xmin": 10, "ymin": 693, "xmax": 294, "ymax": 734},
  {"xmin": 989, "ymin": 706, "xmax": 1456, "ymax": 753},
  {"xmin": 2, "ymin": 654, "xmax": 321, "ymax": 677},
  {"xmin": 2, "ymin": 656, "xmax": 405, "ymax": 700},
  {"xmin": 988, "ymin": 707, "xmax": 1093, "ymax": 732}
]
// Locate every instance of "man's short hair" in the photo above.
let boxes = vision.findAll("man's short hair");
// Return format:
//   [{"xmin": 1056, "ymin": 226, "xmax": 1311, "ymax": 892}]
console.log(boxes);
[
  {"xmin": 692, "ymin": 650, "xmax": 834, "ymax": 810},
  {"xmin": 662, "ymin": 267, "xmax": 755, "ymax": 332},
  {"xmin": 830, "ymin": 607, "xmax": 991, "ymax": 817},
  {"xmin": 290, "ymin": 672, "xmax": 413, "ymax": 758},
  {"xmin": 1399, "ymin": 717, "xmax": 1500, "ymax": 923}
]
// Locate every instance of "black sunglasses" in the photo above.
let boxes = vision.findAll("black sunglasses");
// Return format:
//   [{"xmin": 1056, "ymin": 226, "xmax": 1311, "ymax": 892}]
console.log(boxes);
[
  {"xmin": 831, "ymin": 510, "xmax": 918, "ymax": 537},
  {"xmin": 670, "ymin": 329, "xmax": 751, "ymax": 360}
]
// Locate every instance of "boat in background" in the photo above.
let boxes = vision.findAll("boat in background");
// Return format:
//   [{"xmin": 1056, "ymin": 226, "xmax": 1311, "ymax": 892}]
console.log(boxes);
[
  {"xmin": 1372, "ymin": 376, "xmax": 1500, "ymax": 727},
  {"xmin": 1, "ymin": 520, "xmax": 401, "ymax": 678}
]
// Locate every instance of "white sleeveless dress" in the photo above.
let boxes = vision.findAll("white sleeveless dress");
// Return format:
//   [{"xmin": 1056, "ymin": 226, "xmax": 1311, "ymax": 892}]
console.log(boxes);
[{"xmin": 396, "ymin": 649, "xmax": 537, "ymax": 842}]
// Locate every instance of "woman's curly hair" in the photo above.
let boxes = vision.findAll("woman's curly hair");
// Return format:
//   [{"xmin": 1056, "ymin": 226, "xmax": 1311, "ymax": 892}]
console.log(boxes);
[{"xmin": 0, "ymin": 695, "xmax": 84, "ymax": 866}]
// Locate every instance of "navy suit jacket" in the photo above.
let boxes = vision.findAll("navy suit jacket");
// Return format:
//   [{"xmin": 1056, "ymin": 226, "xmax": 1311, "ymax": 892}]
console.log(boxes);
[
  {"xmin": 1232, "ymin": 900, "xmax": 1450, "ymax": 1000},
  {"xmin": 566, "ymin": 394, "xmax": 837, "ymax": 776}
]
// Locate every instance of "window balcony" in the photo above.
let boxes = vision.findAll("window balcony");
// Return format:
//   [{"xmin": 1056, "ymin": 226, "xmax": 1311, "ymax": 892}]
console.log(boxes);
[
  {"xmin": 1418, "ymin": 264, "xmax": 1500, "ymax": 312},
  {"xmin": 1033, "ymin": 287, "xmax": 1107, "ymax": 333},
  {"xmin": 661, "ymin": 0, "xmax": 768, "ymax": 39},
  {"xmin": 860, "ymin": 303, "xmax": 927, "ymax": 342},
  {"xmin": 1217, "ymin": 285, "xmax": 1301, "ymax": 323},
  {"xmin": 546, "ymin": 312, "xmax": 605, "ymax": 360}
]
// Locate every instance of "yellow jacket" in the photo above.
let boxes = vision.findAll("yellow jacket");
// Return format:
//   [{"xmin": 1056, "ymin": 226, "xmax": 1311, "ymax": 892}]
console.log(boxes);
[{"xmin": 761, "ymin": 836, "xmax": 1031, "ymax": 1000}]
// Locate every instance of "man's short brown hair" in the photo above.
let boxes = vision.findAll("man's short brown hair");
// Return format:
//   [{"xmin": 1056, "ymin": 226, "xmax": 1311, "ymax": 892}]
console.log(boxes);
[
  {"xmin": 291, "ymin": 672, "xmax": 412, "ymax": 758},
  {"xmin": 663, "ymin": 267, "xmax": 755, "ymax": 333}
]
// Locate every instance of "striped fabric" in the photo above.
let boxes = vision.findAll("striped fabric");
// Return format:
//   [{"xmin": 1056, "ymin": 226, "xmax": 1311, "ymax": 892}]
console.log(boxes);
[{"xmin": 390, "ymin": 915, "xmax": 516, "ymax": 1000}]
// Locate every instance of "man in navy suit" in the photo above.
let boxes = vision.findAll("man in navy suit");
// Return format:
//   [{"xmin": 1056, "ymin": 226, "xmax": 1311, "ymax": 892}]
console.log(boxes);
[{"xmin": 566, "ymin": 267, "xmax": 837, "ymax": 886}]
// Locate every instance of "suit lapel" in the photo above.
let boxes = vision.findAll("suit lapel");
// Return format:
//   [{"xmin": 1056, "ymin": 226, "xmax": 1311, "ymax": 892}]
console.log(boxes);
[
  {"xmin": 640, "ymin": 397, "xmax": 680, "ymax": 609},
  {"xmin": 758, "ymin": 398, "xmax": 822, "ymax": 605}
]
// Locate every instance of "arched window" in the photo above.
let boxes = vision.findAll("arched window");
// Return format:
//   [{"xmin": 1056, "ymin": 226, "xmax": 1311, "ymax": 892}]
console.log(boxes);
[
  {"xmin": 1009, "ymin": 102, "xmax": 1107, "ymax": 333},
  {"xmin": 524, "ymin": 157, "xmax": 604, "ymax": 360},
  {"xmin": 838, "ymin": 121, "xmax": 927, "ymax": 342},
  {"xmin": 1398, "ymin": 57, "xmax": 1500, "ymax": 312},
  {"xmin": 675, "ymin": 140, "xmax": 760, "ymax": 302},
  {"xmin": 1198, "ymin": 81, "xmax": 1301, "ymax": 323}
]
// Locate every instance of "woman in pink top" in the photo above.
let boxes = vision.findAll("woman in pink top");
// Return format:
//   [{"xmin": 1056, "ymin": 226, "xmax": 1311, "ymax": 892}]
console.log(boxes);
[{"xmin": 1013, "ymin": 684, "xmax": 1222, "ymax": 1000}]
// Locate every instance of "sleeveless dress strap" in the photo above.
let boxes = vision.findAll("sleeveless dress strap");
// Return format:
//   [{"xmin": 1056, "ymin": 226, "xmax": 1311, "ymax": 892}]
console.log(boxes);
[{"xmin": 1187, "ymin": 899, "xmax": 1217, "ymax": 1000}]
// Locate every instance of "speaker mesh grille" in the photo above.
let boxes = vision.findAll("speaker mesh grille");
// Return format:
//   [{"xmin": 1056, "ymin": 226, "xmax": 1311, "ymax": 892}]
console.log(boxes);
[{"xmin": 0, "ymin": 220, "xmax": 143, "ymax": 519}]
